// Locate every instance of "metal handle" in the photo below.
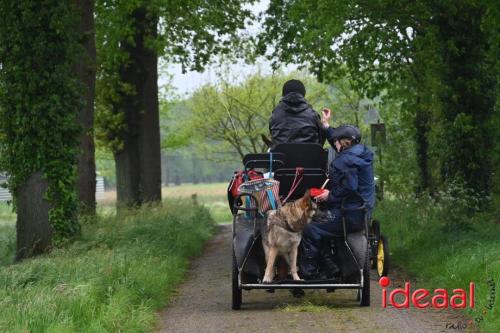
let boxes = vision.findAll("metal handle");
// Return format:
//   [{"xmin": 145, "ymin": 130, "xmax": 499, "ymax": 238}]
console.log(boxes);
[{"xmin": 233, "ymin": 193, "xmax": 259, "ymax": 212}]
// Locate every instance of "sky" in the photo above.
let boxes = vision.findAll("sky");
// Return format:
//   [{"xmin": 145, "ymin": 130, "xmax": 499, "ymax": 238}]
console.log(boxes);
[{"xmin": 160, "ymin": 0, "xmax": 298, "ymax": 97}]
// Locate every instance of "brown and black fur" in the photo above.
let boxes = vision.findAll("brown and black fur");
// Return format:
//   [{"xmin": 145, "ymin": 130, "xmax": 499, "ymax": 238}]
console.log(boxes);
[{"xmin": 261, "ymin": 190, "xmax": 317, "ymax": 282}]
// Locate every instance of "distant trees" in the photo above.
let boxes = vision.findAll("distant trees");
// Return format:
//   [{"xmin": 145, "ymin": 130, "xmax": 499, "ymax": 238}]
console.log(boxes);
[
  {"xmin": 95, "ymin": 0, "xmax": 254, "ymax": 208},
  {"xmin": 189, "ymin": 73, "xmax": 283, "ymax": 159},
  {"xmin": 165, "ymin": 71, "xmax": 373, "ymax": 162},
  {"xmin": 260, "ymin": 0, "xmax": 499, "ymax": 198}
]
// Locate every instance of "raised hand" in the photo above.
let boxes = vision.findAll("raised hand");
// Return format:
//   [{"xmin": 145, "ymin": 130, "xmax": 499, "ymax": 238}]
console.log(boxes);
[{"xmin": 321, "ymin": 107, "xmax": 332, "ymax": 127}]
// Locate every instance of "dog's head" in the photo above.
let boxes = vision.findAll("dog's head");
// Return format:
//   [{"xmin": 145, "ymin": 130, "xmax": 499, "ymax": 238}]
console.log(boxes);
[{"xmin": 297, "ymin": 190, "xmax": 318, "ymax": 223}]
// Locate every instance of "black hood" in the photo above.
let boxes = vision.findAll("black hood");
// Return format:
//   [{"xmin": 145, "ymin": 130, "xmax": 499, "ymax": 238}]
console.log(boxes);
[{"xmin": 280, "ymin": 92, "xmax": 310, "ymax": 114}]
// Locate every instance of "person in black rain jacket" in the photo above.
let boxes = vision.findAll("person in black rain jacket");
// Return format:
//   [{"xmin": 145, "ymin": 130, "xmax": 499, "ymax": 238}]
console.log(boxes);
[{"xmin": 269, "ymin": 79, "xmax": 327, "ymax": 149}]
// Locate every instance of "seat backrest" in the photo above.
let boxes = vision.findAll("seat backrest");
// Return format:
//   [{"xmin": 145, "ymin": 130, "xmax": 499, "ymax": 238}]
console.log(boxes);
[
  {"xmin": 242, "ymin": 153, "xmax": 285, "ymax": 171},
  {"xmin": 272, "ymin": 143, "xmax": 328, "ymax": 171},
  {"xmin": 274, "ymin": 168, "xmax": 327, "ymax": 201}
]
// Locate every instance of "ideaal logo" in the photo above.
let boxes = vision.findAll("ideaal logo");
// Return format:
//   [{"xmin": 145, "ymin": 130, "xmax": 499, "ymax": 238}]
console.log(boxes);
[
  {"xmin": 379, "ymin": 276, "xmax": 474, "ymax": 309},
  {"xmin": 379, "ymin": 276, "xmax": 497, "ymax": 329}
]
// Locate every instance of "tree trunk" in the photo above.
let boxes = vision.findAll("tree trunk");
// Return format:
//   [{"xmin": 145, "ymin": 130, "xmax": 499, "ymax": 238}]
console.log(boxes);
[
  {"xmin": 414, "ymin": 101, "xmax": 431, "ymax": 195},
  {"xmin": 138, "ymin": 19, "xmax": 161, "ymax": 202},
  {"xmin": 115, "ymin": 7, "xmax": 161, "ymax": 207},
  {"xmin": 15, "ymin": 172, "xmax": 52, "ymax": 261},
  {"xmin": 74, "ymin": 0, "xmax": 96, "ymax": 214}
]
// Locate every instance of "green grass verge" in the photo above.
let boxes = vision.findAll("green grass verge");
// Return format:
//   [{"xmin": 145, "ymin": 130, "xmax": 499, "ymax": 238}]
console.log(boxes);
[
  {"xmin": 0, "ymin": 200, "xmax": 216, "ymax": 332},
  {"xmin": 374, "ymin": 198, "xmax": 499, "ymax": 332}
]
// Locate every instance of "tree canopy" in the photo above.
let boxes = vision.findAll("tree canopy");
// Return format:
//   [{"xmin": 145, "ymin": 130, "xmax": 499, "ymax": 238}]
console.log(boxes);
[
  {"xmin": 165, "ymin": 70, "xmax": 377, "ymax": 161},
  {"xmin": 95, "ymin": 0, "xmax": 256, "ymax": 151},
  {"xmin": 259, "ymin": 0, "xmax": 499, "ymax": 197}
]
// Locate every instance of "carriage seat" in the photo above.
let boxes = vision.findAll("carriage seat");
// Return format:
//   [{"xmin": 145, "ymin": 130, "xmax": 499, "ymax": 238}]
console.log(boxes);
[{"xmin": 271, "ymin": 143, "xmax": 329, "ymax": 201}]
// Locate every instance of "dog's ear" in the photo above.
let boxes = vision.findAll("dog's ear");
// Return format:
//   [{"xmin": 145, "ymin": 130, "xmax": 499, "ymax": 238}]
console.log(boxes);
[
  {"xmin": 300, "ymin": 190, "xmax": 312, "ymax": 210},
  {"xmin": 303, "ymin": 189, "xmax": 311, "ymax": 200}
]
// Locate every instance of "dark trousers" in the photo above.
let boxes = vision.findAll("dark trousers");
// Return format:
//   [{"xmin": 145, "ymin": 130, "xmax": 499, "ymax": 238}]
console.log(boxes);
[{"xmin": 299, "ymin": 208, "xmax": 368, "ymax": 277}]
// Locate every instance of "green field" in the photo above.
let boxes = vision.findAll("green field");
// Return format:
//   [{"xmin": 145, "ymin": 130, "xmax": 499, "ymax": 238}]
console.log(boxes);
[
  {"xmin": 163, "ymin": 182, "xmax": 231, "ymax": 223},
  {"xmin": 0, "ymin": 200, "xmax": 215, "ymax": 332},
  {"xmin": 0, "ymin": 184, "xmax": 228, "ymax": 331}
]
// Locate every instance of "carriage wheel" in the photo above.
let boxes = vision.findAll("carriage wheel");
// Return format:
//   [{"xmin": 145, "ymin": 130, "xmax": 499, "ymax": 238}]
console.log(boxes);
[
  {"xmin": 370, "ymin": 220, "xmax": 381, "ymax": 269},
  {"xmin": 232, "ymin": 249, "xmax": 242, "ymax": 310},
  {"xmin": 376, "ymin": 235, "xmax": 390, "ymax": 277},
  {"xmin": 359, "ymin": 247, "xmax": 370, "ymax": 306}
]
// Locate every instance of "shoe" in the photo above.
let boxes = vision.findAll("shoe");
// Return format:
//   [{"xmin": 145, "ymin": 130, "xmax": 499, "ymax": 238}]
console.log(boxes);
[
  {"xmin": 299, "ymin": 242, "xmax": 320, "ymax": 280},
  {"xmin": 319, "ymin": 245, "xmax": 341, "ymax": 279},
  {"xmin": 299, "ymin": 271, "xmax": 318, "ymax": 280}
]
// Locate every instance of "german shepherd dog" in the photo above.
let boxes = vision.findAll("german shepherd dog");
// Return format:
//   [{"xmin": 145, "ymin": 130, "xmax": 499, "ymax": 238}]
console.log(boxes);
[{"xmin": 261, "ymin": 190, "xmax": 317, "ymax": 283}]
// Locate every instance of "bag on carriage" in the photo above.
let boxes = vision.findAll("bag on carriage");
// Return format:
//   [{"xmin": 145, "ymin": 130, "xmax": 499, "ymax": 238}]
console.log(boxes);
[{"xmin": 237, "ymin": 178, "xmax": 281, "ymax": 215}]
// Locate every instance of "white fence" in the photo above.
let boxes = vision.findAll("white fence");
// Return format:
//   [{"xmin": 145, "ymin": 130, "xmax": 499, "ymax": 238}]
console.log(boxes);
[{"xmin": 0, "ymin": 176, "xmax": 105, "ymax": 202}]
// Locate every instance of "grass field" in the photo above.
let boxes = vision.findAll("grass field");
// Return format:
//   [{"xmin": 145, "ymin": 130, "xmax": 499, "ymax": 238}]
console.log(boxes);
[
  {"xmin": 97, "ymin": 182, "xmax": 232, "ymax": 224},
  {"xmin": 374, "ymin": 198, "xmax": 500, "ymax": 332},
  {"xmin": 163, "ymin": 182, "xmax": 231, "ymax": 223},
  {"xmin": 0, "ymin": 184, "xmax": 227, "ymax": 331},
  {"xmin": 0, "ymin": 200, "xmax": 215, "ymax": 332}
]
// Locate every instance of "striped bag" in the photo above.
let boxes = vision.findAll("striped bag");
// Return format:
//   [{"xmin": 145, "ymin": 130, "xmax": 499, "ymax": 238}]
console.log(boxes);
[{"xmin": 238, "ymin": 178, "xmax": 281, "ymax": 214}]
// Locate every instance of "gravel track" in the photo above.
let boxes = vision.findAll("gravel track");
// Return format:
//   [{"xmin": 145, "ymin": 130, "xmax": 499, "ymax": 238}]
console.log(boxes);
[{"xmin": 158, "ymin": 225, "xmax": 470, "ymax": 333}]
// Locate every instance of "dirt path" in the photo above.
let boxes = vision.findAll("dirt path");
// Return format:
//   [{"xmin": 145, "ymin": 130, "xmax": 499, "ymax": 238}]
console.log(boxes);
[{"xmin": 158, "ymin": 225, "xmax": 469, "ymax": 333}]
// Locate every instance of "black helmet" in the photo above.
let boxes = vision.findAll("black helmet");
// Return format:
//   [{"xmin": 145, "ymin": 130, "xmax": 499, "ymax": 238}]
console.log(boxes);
[{"xmin": 332, "ymin": 125, "xmax": 361, "ymax": 143}]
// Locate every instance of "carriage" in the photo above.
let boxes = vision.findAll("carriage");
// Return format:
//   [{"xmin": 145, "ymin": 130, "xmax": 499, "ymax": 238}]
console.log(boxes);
[{"xmin": 228, "ymin": 143, "xmax": 389, "ymax": 310}]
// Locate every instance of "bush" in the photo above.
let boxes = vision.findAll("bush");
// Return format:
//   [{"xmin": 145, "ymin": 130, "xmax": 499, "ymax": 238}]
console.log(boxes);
[
  {"xmin": 0, "ymin": 200, "xmax": 215, "ymax": 332},
  {"xmin": 374, "ymin": 197, "xmax": 500, "ymax": 332},
  {"xmin": 433, "ymin": 181, "xmax": 487, "ymax": 232}
]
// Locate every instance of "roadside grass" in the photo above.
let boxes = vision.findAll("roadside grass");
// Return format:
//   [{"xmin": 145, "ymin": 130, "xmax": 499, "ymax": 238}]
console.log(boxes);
[
  {"xmin": 0, "ymin": 200, "xmax": 216, "ymax": 332},
  {"xmin": 374, "ymin": 198, "xmax": 500, "ymax": 332},
  {"xmin": 163, "ymin": 182, "xmax": 232, "ymax": 223},
  {"xmin": 0, "ymin": 203, "xmax": 16, "ymax": 267}
]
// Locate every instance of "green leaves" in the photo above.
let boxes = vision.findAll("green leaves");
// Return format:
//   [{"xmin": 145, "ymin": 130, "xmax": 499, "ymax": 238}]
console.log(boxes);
[
  {"xmin": 94, "ymin": 0, "xmax": 255, "ymax": 151},
  {"xmin": 260, "ymin": 0, "xmax": 498, "ymax": 197},
  {"xmin": 0, "ymin": 0, "xmax": 82, "ymax": 242},
  {"xmin": 175, "ymin": 70, "xmax": 371, "ymax": 161}
]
